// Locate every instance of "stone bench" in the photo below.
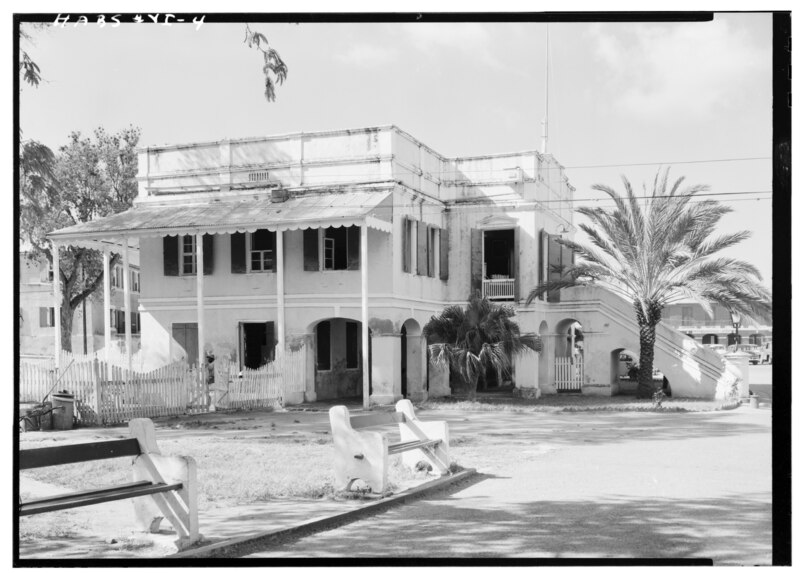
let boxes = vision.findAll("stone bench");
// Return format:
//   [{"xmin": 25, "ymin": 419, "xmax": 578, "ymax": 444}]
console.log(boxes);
[
  {"xmin": 329, "ymin": 399, "xmax": 450, "ymax": 494},
  {"xmin": 19, "ymin": 418, "xmax": 201, "ymax": 549}
]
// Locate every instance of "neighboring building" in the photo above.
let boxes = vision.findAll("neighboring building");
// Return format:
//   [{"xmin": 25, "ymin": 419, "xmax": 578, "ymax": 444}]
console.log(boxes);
[
  {"xmin": 663, "ymin": 302, "xmax": 772, "ymax": 347},
  {"xmin": 19, "ymin": 248, "xmax": 142, "ymax": 356},
  {"xmin": 47, "ymin": 125, "xmax": 733, "ymax": 403}
]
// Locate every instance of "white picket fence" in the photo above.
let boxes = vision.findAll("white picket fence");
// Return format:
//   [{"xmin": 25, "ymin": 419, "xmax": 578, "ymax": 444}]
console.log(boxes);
[
  {"xmin": 554, "ymin": 355, "xmax": 585, "ymax": 391},
  {"xmin": 19, "ymin": 346, "xmax": 308, "ymax": 425},
  {"xmin": 211, "ymin": 348, "xmax": 306, "ymax": 410}
]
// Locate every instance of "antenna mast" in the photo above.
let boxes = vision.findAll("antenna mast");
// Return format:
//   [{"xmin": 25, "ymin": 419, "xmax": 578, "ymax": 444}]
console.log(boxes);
[{"xmin": 541, "ymin": 24, "xmax": 550, "ymax": 155}]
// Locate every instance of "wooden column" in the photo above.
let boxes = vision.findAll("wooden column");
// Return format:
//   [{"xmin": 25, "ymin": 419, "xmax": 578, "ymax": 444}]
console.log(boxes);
[
  {"xmin": 123, "ymin": 237, "xmax": 132, "ymax": 372},
  {"xmin": 196, "ymin": 234, "xmax": 205, "ymax": 378},
  {"xmin": 361, "ymin": 224, "xmax": 370, "ymax": 409},
  {"xmin": 103, "ymin": 246, "xmax": 111, "ymax": 360},
  {"xmin": 52, "ymin": 242, "xmax": 61, "ymax": 371},
  {"xmin": 276, "ymin": 229, "xmax": 285, "ymax": 357}
]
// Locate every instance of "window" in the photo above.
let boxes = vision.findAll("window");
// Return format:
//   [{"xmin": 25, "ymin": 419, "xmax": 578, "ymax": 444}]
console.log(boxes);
[
  {"xmin": 402, "ymin": 218, "xmax": 417, "ymax": 273},
  {"xmin": 39, "ymin": 307, "xmax": 55, "ymax": 328},
  {"xmin": 346, "ymin": 321, "xmax": 359, "ymax": 369},
  {"xmin": 427, "ymin": 226, "xmax": 438, "ymax": 278},
  {"xmin": 323, "ymin": 227, "xmax": 348, "ymax": 270},
  {"xmin": 181, "ymin": 235, "xmax": 197, "ymax": 275},
  {"xmin": 131, "ymin": 312, "xmax": 140, "ymax": 334},
  {"xmin": 110, "ymin": 308, "xmax": 116, "ymax": 329},
  {"xmin": 164, "ymin": 235, "xmax": 214, "ymax": 277},
  {"xmin": 250, "ymin": 230, "xmax": 275, "ymax": 272},
  {"xmin": 41, "ymin": 261, "xmax": 53, "ymax": 283},
  {"xmin": 131, "ymin": 270, "xmax": 140, "ymax": 292},
  {"xmin": 115, "ymin": 309, "xmax": 126, "ymax": 333},
  {"xmin": 317, "ymin": 320, "xmax": 331, "ymax": 371},
  {"xmin": 303, "ymin": 226, "xmax": 360, "ymax": 271}
]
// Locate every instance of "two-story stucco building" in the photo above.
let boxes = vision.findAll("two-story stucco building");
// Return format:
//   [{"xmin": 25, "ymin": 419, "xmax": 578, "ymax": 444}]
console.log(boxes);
[
  {"xmin": 47, "ymin": 125, "xmax": 732, "ymax": 404},
  {"xmin": 19, "ymin": 247, "xmax": 142, "ymax": 357}
]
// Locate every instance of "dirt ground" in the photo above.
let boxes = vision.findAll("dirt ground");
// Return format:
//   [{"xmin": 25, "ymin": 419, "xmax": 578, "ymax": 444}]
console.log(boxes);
[{"xmin": 17, "ymin": 397, "xmax": 773, "ymax": 563}]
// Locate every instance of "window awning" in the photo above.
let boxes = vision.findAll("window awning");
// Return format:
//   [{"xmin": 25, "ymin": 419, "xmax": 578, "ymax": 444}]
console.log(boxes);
[{"xmin": 47, "ymin": 190, "xmax": 394, "ymax": 249}]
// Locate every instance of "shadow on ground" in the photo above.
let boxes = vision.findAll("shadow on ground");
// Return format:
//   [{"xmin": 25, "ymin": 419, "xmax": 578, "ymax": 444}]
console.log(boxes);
[{"xmin": 248, "ymin": 491, "xmax": 772, "ymax": 564}]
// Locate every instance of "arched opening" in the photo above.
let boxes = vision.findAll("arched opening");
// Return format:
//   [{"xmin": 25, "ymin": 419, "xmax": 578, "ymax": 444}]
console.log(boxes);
[
  {"xmin": 401, "ymin": 318, "xmax": 424, "ymax": 400},
  {"xmin": 309, "ymin": 318, "xmax": 367, "ymax": 402},
  {"xmin": 702, "ymin": 333, "xmax": 719, "ymax": 345},
  {"xmin": 613, "ymin": 347, "xmax": 639, "ymax": 394},
  {"xmin": 554, "ymin": 319, "xmax": 584, "ymax": 392}
]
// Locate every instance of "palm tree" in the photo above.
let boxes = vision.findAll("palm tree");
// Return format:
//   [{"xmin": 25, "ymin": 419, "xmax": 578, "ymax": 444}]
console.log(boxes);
[
  {"xmin": 527, "ymin": 171, "xmax": 772, "ymax": 397},
  {"xmin": 424, "ymin": 293, "xmax": 542, "ymax": 399}
]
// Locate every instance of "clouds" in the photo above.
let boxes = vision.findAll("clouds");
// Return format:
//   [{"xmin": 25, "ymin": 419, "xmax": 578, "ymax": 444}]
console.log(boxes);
[{"xmin": 588, "ymin": 17, "xmax": 770, "ymax": 120}]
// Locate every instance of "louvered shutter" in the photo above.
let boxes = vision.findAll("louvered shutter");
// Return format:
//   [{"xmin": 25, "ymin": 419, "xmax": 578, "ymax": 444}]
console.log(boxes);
[
  {"xmin": 231, "ymin": 233, "xmax": 247, "ymax": 273},
  {"xmin": 417, "ymin": 222, "xmax": 428, "ymax": 276},
  {"xmin": 471, "ymin": 229, "xmax": 482, "ymax": 297},
  {"xmin": 401, "ymin": 218, "xmax": 410, "ymax": 273},
  {"xmin": 303, "ymin": 229, "xmax": 319, "ymax": 271},
  {"xmin": 202, "ymin": 234, "xmax": 214, "ymax": 275},
  {"xmin": 439, "ymin": 227, "xmax": 449, "ymax": 281},
  {"xmin": 346, "ymin": 226, "xmax": 360, "ymax": 270},
  {"xmin": 163, "ymin": 236, "xmax": 179, "ymax": 276},
  {"xmin": 513, "ymin": 226, "xmax": 521, "ymax": 302}
]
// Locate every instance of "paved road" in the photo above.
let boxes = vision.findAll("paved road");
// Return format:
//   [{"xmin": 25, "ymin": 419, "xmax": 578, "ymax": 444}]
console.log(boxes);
[{"xmin": 245, "ymin": 407, "xmax": 772, "ymax": 564}]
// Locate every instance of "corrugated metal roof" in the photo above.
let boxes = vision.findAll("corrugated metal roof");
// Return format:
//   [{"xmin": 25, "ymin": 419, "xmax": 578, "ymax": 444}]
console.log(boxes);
[{"xmin": 48, "ymin": 191, "xmax": 393, "ymax": 244}]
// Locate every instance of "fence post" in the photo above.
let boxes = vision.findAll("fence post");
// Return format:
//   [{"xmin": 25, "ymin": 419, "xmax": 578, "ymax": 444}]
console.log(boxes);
[{"xmin": 92, "ymin": 358, "xmax": 104, "ymax": 426}]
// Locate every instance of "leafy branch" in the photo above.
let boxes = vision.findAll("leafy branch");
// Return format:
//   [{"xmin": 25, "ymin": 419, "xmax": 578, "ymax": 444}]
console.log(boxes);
[{"xmin": 244, "ymin": 24, "xmax": 288, "ymax": 102}]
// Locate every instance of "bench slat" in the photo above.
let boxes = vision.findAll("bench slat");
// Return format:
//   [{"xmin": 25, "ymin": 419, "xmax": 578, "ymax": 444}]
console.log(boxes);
[
  {"xmin": 20, "ymin": 438, "xmax": 142, "ymax": 470},
  {"xmin": 387, "ymin": 438, "xmax": 442, "ymax": 455},
  {"xmin": 349, "ymin": 411, "xmax": 405, "ymax": 430},
  {"xmin": 20, "ymin": 481, "xmax": 182, "ymax": 516}
]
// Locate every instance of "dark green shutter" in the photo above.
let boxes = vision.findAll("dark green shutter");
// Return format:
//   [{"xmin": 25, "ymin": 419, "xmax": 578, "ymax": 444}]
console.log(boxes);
[
  {"xmin": 417, "ymin": 221, "xmax": 428, "ymax": 276},
  {"xmin": 427, "ymin": 227, "xmax": 436, "ymax": 277},
  {"xmin": 303, "ymin": 229, "xmax": 318, "ymax": 271},
  {"xmin": 439, "ymin": 227, "xmax": 449, "ymax": 281},
  {"xmin": 231, "ymin": 232, "xmax": 247, "ymax": 273},
  {"xmin": 39, "ymin": 307, "xmax": 47, "ymax": 327},
  {"xmin": 346, "ymin": 226, "xmax": 360, "ymax": 270},
  {"xmin": 202, "ymin": 234, "xmax": 214, "ymax": 275},
  {"xmin": 471, "ymin": 229, "xmax": 482, "ymax": 297},
  {"xmin": 265, "ymin": 321, "xmax": 276, "ymax": 362},
  {"xmin": 163, "ymin": 236, "xmax": 179, "ymax": 276},
  {"xmin": 402, "ymin": 218, "xmax": 410, "ymax": 273}
]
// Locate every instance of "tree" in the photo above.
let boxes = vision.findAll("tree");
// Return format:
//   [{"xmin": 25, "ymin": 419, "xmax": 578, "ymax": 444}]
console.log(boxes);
[
  {"xmin": 527, "ymin": 171, "xmax": 772, "ymax": 397},
  {"xmin": 423, "ymin": 293, "xmax": 542, "ymax": 399},
  {"xmin": 20, "ymin": 126, "xmax": 141, "ymax": 351},
  {"xmin": 244, "ymin": 24, "xmax": 288, "ymax": 102}
]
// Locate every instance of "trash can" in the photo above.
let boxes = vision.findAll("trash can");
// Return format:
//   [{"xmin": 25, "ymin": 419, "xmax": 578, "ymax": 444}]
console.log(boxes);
[
  {"xmin": 51, "ymin": 392, "xmax": 75, "ymax": 430},
  {"xmin": 37, "ymin": 401, "xmax": 53, "ymax": 431}
]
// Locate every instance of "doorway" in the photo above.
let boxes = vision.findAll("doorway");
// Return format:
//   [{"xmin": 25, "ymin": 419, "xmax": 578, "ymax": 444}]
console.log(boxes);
[{"xmin": 240, "ymin": 322, "xmax": 276, "ymax": 369}]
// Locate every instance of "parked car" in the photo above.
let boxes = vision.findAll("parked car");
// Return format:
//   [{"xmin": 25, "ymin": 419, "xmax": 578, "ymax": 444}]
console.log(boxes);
[
  {"xmin": 760, "ymin": 342, "xmax": 772, "ymax": 364},
  {"xmin": 702, "ymin": 344, "xmax": 727, "ymax": 356},
  {"xmin": 726, "ymin": 344, "xmax": 761, "ymax": 365}
]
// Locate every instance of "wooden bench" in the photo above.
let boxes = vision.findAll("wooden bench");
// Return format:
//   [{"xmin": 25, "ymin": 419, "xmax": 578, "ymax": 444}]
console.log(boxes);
[
  {"xmin": 19, "ymin": 418, "xmax": 201, "ymax": 549},
  {"xmin": 329, "ymin": 399, "xmax": 450, "ymax": 494}
]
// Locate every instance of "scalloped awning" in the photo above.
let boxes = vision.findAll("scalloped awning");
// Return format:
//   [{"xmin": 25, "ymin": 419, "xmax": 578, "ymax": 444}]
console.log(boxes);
[{"xmin": 48, "ymin": 191, "xmax": 393, "ymax": 248}]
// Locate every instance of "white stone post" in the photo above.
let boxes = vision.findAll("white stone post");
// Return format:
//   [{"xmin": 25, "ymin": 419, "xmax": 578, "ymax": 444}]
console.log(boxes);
[
  {"xmin": 52, "ymin": 242, "xmax": 61, "ymax": 371},
  {"xmin": 123, "ymin": 237, "xmax": 132, "ymax": 372},
  {"xmin": 370, "ymin": 333, "xmax": 402, "ymax": 405},
  {"xmin": 103, "ymin": 246, "xmax": 111, "ymax": 360},
  {"xmin": 361, "ymin": 224, "xmax": 370, "ymax": 409},
  {"xmin": 276, "ymin": 229, "xmax": 285, "ymax": 357},
  {"xmin": 196, "ymin": 234, "xmax": 205, "ymax": 377}
]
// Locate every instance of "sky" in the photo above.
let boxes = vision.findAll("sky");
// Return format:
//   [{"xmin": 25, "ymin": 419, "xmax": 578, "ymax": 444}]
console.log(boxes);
[{"xmin": 17, "ymin": 11, "xmax": 775, "ymax": 287}]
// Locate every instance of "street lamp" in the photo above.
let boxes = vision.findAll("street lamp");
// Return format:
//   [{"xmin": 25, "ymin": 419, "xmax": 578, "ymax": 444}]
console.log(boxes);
[{"xmin": 730, "ymin": 310, "xmax": 741, "ymax": 352}]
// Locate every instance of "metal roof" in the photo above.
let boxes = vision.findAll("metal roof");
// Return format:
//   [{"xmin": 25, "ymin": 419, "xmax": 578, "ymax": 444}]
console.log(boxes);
[{"xmin": 48, "ymin": 191, "xmax": 393, "ymax": 247}]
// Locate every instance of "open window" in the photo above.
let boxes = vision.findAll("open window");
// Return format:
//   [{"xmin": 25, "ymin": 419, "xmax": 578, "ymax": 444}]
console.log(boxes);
[
  {"xmin": 303, "ymin": 226, "xmax": 360, "ymax": 271},
  {"xmin": 472, "ymin": 229, "xmax": 517, "ymax": 300}
]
